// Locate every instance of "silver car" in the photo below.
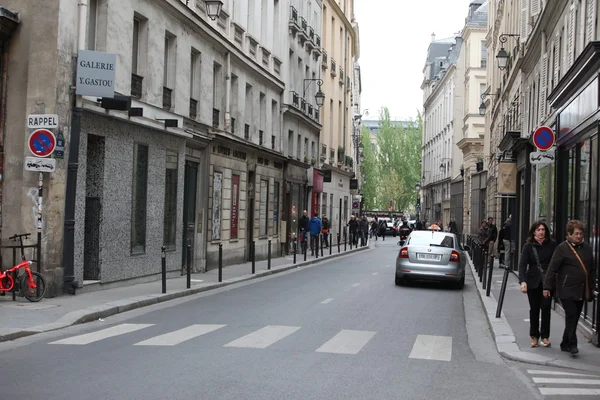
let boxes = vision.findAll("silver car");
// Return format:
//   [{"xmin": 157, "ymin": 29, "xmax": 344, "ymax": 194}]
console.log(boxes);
[{"xmin": 395, "ymin": 231, "xmax": 470, "ymax": 289}]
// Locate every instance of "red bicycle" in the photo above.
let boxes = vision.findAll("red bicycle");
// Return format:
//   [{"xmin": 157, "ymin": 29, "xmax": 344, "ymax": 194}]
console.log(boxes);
[{"xmin": 0, "ymin": 233, "xmax": 46, "ymax": 302}]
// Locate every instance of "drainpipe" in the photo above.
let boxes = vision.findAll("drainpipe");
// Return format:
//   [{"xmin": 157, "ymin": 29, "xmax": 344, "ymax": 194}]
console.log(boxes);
[
  {"xmin": 62, "ymin": 0, "xmax": 87, "ymax": 294},
  {"xmin": 224, "ymin": 51, "xmax": 231, "ymax": 130}
]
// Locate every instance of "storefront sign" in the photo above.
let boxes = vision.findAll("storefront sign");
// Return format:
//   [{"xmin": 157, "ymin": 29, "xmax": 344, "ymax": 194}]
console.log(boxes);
[
  {"xmin": 231, "ymin": 175, "xmax": 240, "ymax": 239},
  {"xmin": 558, "ymin": 77, "xmax": 598, "ymax": 142},
  {"xmin": 76, "ymin": 50, "xmax": 116, "ymax": 97}
]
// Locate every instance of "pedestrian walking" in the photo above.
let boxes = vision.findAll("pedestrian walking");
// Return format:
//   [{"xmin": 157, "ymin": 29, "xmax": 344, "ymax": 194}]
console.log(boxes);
[
  {"xmin": 378, "ymin": 219, "xmax": 387, "ymax": 241},
  {"xmin": 309, "ymin": 212, "xmax": 322, "ymax": 256},
  {"xmin": 484, "ymin": 217, "xmax": 498, "ymax": 265},
  {"xmin": 348, "ymin": 215, "xmax": 359, "ymax": 246},
  {"xmin": 498, "ymin": 216, "xmax": 512, "ymax": 268},
  {"xmin": 321, "ymin": 215, "xmax": 330, "ymax": 248},
  {"xmin": 299, "ymin": 210, "xmax": 309, "ymax": 253},
  {"xmin": 360, "ymin": 216, "xmax": 369, "ymax": 246},
  {"xmin": 518, "ymin": 220, "xmax": 557, "ymax": 348},
  {"xmin": 544, "ymin": 220, "xmax": 595, "ymax": 355}
]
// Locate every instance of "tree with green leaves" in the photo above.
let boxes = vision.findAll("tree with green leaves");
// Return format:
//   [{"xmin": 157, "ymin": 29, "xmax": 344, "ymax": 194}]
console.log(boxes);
[{"xmin": 360, "ymin": 107, "xmax": 422, "ymax": 213}]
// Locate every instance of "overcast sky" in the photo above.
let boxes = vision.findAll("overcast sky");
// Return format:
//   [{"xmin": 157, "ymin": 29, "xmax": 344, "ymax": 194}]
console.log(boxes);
[{"xmin": 354, "ymin": 0, "xmax": 474, "ymax": 121}]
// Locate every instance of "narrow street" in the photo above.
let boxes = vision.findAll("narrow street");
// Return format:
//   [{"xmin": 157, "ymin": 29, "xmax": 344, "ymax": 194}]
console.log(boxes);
[{"xmin": 0, "ymin": 242, "xmax": 550, "ymax": 400}]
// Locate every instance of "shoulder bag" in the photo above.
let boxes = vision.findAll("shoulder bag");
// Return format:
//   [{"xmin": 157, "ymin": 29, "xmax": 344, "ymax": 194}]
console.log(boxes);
[
  {"xmin": 528, "ymin": 245, "xmax": 543, "ymax": 279},
  {"xmin": 567, "ymin": 242, "xmax": 593, "ymax": 302}
]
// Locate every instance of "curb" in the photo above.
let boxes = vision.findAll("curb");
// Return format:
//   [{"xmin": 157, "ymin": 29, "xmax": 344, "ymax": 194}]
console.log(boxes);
[
  {"xmin": 0, "ymin": 245, "xmax": 370, "ymax": 343},
  {"xmin": 466, "ymin": 255, "xmax": 600, "ymax": 373}
]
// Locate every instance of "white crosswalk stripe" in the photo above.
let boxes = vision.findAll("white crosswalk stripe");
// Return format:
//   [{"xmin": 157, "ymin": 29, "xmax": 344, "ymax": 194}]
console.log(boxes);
[
  {"xmin": 50, "ymin": 323, "xmax": 153, "ymax": 345},
  {"xmin": 223, "ymin": 325, "xmax": 300, "ymax": 349},
  {"xmin": 315, "ymin": 330, "xmax": 376, "ymax": 354},
  {"xmin": 134, "ymin": 324, "xmax": 226, "ymax": 346},
  {"xmin": 526, "ymin": 369, "xmax": 600, "ymax": 397},
  {"xmin": 408, "ymin": 334, "xmax": 453, "ymax": 361}
]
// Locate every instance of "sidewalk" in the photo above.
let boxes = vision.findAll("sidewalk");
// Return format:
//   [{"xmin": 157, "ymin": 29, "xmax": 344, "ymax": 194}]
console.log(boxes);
[
  {"xmin": 467, "ymin": 254, "xmax": 600, "ymax": 373},
  {"xmin": 0, "ymin": 241, "xmax": 370, "ymax": 343}
]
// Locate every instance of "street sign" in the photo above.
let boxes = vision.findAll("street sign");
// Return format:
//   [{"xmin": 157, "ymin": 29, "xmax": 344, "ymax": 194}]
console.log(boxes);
[
  {"xmin": 27, "ymin": 114, "xmax": 58, "ymax": 129},
  {"xmin": 28, "ymin": 129, "xmax": 56, "ymax": 157},
  {"xmin": 530, "ymin": 151, "xmax": 555, "ymax": 165},
  {"xmin": 25, "ymin": 156, "xmax": 56, "ymax": 173},
  {"xmin": 76, "ymin": 50, "xmax": 116, "ymax": 97},
  {"xmin": 532, "ymin": 126, "xmax": 555, "ymax": 150},
  {"xmin": 352, "ymin": 201, "xmax": 359, "ymax": 209}
]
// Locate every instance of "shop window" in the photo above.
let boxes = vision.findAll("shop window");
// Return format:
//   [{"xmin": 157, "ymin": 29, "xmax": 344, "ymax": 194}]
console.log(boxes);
[
  {"xmin": 538, "ymin": 163, "xmax": 555, "ymax": 232},
  {"xmin": 273, "ymin": 182, "xmax": 279, "ymax": 235},
  {"xmin": 131, "ymin": 143, "xmax": 149, "ymax": 254},
  {"xmin": 259, "ymin": 180, "xmax": 269, "ymax": 236},
  {"xmin": 163, "ymin": 150, "xmax": 178, "ymax": 250},
  {"xmin": 579, "ymin": 140, "xmax": 591, "ymax": 226}
]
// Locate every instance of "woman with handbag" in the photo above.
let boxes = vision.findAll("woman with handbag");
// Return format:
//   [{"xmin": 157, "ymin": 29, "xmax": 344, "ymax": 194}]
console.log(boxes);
[
  {"xmin": 518, "ymin": 221, "xmax": 557, "ymax": 348},
  {"xmin": 544, "ymin": 220, "xmax": 594, "ymax": 355}
]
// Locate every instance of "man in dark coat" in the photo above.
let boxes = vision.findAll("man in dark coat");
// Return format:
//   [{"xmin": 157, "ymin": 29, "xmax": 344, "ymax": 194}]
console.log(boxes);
[{"xmin": 299, "ymin": 210, "xmax": 310, "ymax": 252}]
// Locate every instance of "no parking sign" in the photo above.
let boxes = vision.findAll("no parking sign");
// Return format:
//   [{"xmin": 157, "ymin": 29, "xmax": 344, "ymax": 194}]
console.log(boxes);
[{"xmin": 28, "ymin": 129, "xmax": 56, "ymax": 158}]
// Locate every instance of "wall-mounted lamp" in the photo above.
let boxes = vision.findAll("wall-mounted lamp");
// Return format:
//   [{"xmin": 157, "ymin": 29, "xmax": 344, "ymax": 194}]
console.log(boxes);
[
  {"xmin": 479, "ymin": 92, "xmax": 500, "ymax": 116},
  {"xmin": 496, "ymin": 33, "xmax": 520, "ymax": 70},
  {"xmin": 205, "ymin": 0, "xmax": 224, "ymax": 20},
  {"xmin": 303, "ymin": 78, "xmax": 325, "ymax": 107}
]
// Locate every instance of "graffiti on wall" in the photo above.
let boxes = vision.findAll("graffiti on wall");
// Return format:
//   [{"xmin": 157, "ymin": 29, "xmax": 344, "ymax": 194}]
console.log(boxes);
[{"xmin": 212, "ymin": 171, "xmax": 223, "ymax": 240}]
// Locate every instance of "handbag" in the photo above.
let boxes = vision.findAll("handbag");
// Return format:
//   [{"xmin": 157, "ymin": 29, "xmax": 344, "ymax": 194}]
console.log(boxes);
[
  {"xmin": 567, "ymin": 242, "xmax": 593, "ymax": 302},
  {"xmin": 528, "ymin": 245, "xmax": 544, "ymax": 280}
]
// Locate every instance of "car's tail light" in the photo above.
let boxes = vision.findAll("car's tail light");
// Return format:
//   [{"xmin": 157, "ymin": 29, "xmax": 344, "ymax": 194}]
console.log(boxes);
[
  {"xmin": 450, "ymin": 250, "xmax": 460, "ymax": 262},
  {"xmin": 399, "ymin": 247, "xmax": 409, "ymax": 258}
]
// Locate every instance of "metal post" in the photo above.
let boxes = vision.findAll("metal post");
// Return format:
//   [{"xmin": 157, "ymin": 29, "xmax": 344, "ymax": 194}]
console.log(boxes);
[
  {"xmin": 320, "ymin": 234, "xmax": 324, "ymax": 257},
  {"xmin": 329, "ymin": 233, "xmax": 332, "ymax": 255},
  {"xmin": 486, "ymin": 255, "xmax": 494, "ymax": 297},
  {"xmin": 252, "ymin": 240, "xmax": 256, "ymax": 274},
  {"xmin": 218, "ymin": 243, "xmax": 223, "ymax": 282},
  {"xmin": 337, "ymin": 233, "xmax": 340, "ymax": 253},
  {"xmin": 268, "ymin": 239, "xmax": 271, "ymax": 270},
  {"xmin": 37, "ymin": 173, "xmax": 43, "ymax": 275},
  {"xmin": 161, "ymin": 246, "xmax": 166, "ymax": 294},
  {"xmin": 12, "ymin": 247, "xmax": 16, "ymax": 301},
  {"xmin": 186, "ymin": 244, "xmax": 191, "ymax": 289},
  {"xmin": 350, "ymin": 230, "xmax": 353, "ymax": 250},
  {"xmin": 315, "ymin": 235, "xmax": 319, "ymax": 259},
  {"xmin": 496, "ymin": 264, "xmax": 511, "ymax": 318},
  {"xmin": 303, "ymin": 237, "xmax": 307, "ymax": 261},
  {"xmin": 293, "ymin": 241, "xmax": 297, "ymax": 264},
  {"xmin": 344, "ymin": 230, "xmax": 347, "ymax": 251}
]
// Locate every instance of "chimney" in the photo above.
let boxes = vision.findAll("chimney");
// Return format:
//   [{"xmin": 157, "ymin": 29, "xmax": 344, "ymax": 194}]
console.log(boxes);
[{"xmin": 431, "ymin": 32, "xmax": 436, "ymax": 42}]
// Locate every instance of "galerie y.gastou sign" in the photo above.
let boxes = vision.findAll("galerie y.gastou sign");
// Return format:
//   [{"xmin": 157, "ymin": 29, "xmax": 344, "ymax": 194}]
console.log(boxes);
[{"xmin": 76, "ymin": 50, "xmax": 116, "ymax": 98}]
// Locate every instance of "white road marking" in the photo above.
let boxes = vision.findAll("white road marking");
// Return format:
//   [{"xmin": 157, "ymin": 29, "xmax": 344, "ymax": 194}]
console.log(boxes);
[
  {"xmin": 224, "ymin": 325, "xmax": 300, "ymax": 349},
  {"xmin": 372, "ymin": 272, "xmax": 379, "ymax": 276},
  {"xmin": 315, "ymin": 330, "xmax": 376, "ymax": 354},
  {"xmin": 527, "ymin": 369, "xmax": 598, "ymax": 377},
  {"xmin": 190, "ymin": 279, "xmax": 204, "ymax": 283},
  {"xmin": 134, "ymin": 324, "xmax": 226, "ymax": 346},
  {"xmin": 532, "ymin": 377, "xmax": 600, "ymax": 385},
  {"xmin": 352, "ymin": 283, "xmax": 360, "ymax": 287},
  {"xmin": 524, "ymin": 319, "xmax": 530, "ymax": 322},
  {"xmin": 539, "ymin": 388, "xmax": 600, "ymax": 396},
  {"xmin": 321, "ymin": 298, "xmax": 334, "ymax": 304},
  {"xmin": 50, "ymin": 323, "xmax": 153, "ymax": 345},
  {"xmin": 408, "ymin": 334, "xmax": 453, "ymax": 361}
]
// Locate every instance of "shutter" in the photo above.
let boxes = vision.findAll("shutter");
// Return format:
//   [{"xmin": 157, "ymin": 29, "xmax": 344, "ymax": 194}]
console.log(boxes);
[
  {"xmin": 531, "ymin": 0, "xmax": 540, "ymax": 16},
  {"xmin": 523, "ymin": 87, "xmax": 530, "ymax": 135},
  {"xmin": 554, "ymin": 33, "xmax": 560, "ymax": 87},
  {"xmin": 540, "ymin": 54, "xmax": 548, "ymax": 120},
  {"xmin": 587, "ymin": 0, "xmax": 597, "ymax": 43},
  {"xmin": 520, "ymin": 0, "xmax": 528, "ymax": 43},
  {"xmin": 568, "ymin": 6, "xmax": 575, "ymax": 68}
]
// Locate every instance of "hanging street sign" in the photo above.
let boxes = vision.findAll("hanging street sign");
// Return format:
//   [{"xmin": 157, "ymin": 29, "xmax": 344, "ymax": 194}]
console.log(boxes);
[
  {"xmin": 76, "ymin": 50, "xmax": 116, "ymax": 97},
  {"xmin": 27, "ymin": 114, "xmax": 59, "ymax": 129},
  {"xmin": 28, "ymin": 129, "xmax": 56, "ymax": 157},
  {"xmin": 532, "ymin": 126, "xmax": 555, "ymax": 150},
  {"xmin": 25, "ymin": 157, "xmax": 56, "ymax": 173},
  {"xmin": 530, "ymin": 151, "xmax": 555, "ymax": 165}
]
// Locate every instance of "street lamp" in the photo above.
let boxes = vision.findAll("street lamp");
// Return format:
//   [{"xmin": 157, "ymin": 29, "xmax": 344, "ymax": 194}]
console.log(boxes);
[
  {"xmin": 479, "ymin": 93, "xmax": 500, "ymax": 116},
  {"xmin": 205, "ymin": 0, "xmax": 224, "ymax": 21},
  {"xmin": 303, "ymin": 78, "xmax": 325, "ymax": 108},
  {"xmin": 496, "ymin": 34, "xmax": 520, "ymax": 71}
]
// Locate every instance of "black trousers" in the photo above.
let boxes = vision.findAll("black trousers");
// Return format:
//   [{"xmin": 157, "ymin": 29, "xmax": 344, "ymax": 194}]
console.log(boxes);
[
  {"xmin": 310, "ymin": 234, "xmax": 319, "ymax": 254},
  {"xmin": 560, "ymin": 298, "xmax": 584, "ymax": 350},
  {"xmin": 526, "ymin": 284, "xmax": 552, "ymax": 339}
]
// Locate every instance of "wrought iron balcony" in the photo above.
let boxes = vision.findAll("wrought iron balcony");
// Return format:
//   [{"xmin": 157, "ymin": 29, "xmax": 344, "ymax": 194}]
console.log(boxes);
[
  {"xmin": 331, "ymin": 59, "xmax": 337, "ymax": 76},
  {"xmin": 189, "ymin": 98, "xmax": 198, "ymax": 119},
  {"xmin": 314, "ymin": 109, "xmax": 320, "ymax": 122},
  {"xmin": 307, "ymin": 104, "xmax": 313, "ymax": 117},
  {"xmin": 321, "ymin": 50, "xmax": 328, "ymax": 68},
  {"xmin": 131, "ymin": 74, "xmax": 143, "ymax": 98},
  {"xmin": 291, "ymin": 91, "xmax": 299, "ymax": 107},
  {"xmin": 308, "ymin": 26, "xmax": 314, "ymax": 40},
  {"xmin": 339, "ymin": 68, "xmax": 344, "ymax": 84},
  {"xmin": 301, "ymin": 17, "xmax": 307, "ymax": 31},
  {"xmin": 162, "ymin": 87, "xmax": 172, "ymax": 110},
  {"xmin": 288, "ymin": 6, "xmax": 299, "ymax": 33},
  {"xmin": 315, "ymin": 34, "xmax": 321, "ymax": 47},
  {"xmin": 300, "ymin": 98, "xmax": 306, "ymax": 113}
]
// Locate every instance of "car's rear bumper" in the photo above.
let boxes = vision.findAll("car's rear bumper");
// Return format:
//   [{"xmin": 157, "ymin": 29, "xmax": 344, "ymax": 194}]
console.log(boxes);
[{"xmin": 395, "ymin": 261, "xmax": 464, "ymax": 282}]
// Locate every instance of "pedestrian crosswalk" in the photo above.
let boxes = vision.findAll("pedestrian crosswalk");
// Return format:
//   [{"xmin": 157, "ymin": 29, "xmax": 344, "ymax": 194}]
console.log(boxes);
[
  {"xmin": 526, "ymin": 369, "xmax": 600, "ymax": 397},
  {"xmin": 48, "ymin": 322, "xmax": 453, "ymax": 359}
]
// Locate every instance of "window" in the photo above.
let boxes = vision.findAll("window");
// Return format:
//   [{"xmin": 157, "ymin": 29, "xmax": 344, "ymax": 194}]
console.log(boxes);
[
  {"xmin": 231, "ymin": 174, "xmax": 240, "ymax": 239},
  {"xmin": 304, "ymin": 138, "xmax": 309, "ymax": 161},
  {"xmin": 297, "ymin": 134, "xmax": 301, "ymax": 159},
  {"xmin": 273, "ymin": 182, "xmax": 279, "ymax": 235},
  {"xmin": 271, "ymin": 135, "xmax": 276, "ymax": 150},
  {"xmin": 329, "ymin": 194, "xmax": 333, "ymax": 223},
  {"xmin": 480, "ymin": 41, "xmax": 487, "ymax": 68},
  {"xmin": 131, "ymin": 144, "xmax": 149, "ymax": 254},
  {"xmin": 245, "ymin": 124, "xmax": 250, "ymax": 140},
  {"xmin": 343, "ymin": 196, "xmax": 348, "ymax": 222},
  {"xmin": 322, "ymin": 192, "xmax": 327, "ymax": 218},
  {"xmin": 87, "ymin": 0, "xmax": 98, "ymax": 50},
  {"xmin": 288, "ymin": 130, "xmax": 294, "ymax": 156},
  {"xmin": 259, "ymin": 130, "xmax": 264, "ymax": 145},
  {"xmin": 163, "ymin": 150, "xmax": 178, "ymax": 250},
  {"xmin": 132, "ymin": 18, "xmax": 140, "ymax": 74},
  {"xmin": 259, "ymin": 180, "xmax": 269, "ymax": 236}
]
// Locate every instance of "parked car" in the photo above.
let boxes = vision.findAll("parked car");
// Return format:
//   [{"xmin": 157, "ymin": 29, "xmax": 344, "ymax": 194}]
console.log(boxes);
[{"xmin": 395, "ymin": 230, "xmax": 470, "ymax": 289}]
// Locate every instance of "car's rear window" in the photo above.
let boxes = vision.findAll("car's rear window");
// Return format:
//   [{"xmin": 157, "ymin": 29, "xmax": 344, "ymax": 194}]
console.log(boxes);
[{"xmin": 408, "ymin": 233, "xmax": 454, "ymax": 248}]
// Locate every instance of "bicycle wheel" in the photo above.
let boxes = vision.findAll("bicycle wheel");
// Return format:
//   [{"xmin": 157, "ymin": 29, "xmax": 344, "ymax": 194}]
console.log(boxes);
[{"xmin": 21, "ymin": 271, "xmax": 46, "ymax": 302}]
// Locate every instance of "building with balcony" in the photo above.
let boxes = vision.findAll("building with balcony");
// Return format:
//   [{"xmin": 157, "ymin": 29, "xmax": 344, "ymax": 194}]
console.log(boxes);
[
  {"xmin": 0, "ymin": 0, "xmax": 289, "ymax": 294},
  {"xmin": 320, "ymin": 0, "xmax": 360, "ymax": 234},
  {"xmin": 282, "ymin": 0, "xmax": 323, "ymax": 252},
  {"xmin": 421, "ymin": 34, "xmax": 462, "ymax": 226}
]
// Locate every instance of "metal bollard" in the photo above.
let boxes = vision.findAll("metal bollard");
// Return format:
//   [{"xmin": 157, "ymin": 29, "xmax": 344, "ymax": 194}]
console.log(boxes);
[
  {"xmin": 320, "ymin": 234, "xmax": 324, "ymax": 257},
  {"xmin": 350, "ymin": 232, "xmax": 353, "ymax": 250},
  {"xmin": 496, "ymin": 263, "xmax": 511, "ymax": 318},
  {"xmin": 186, "ymin": 244, "xmax": 191, "ymax": 289},
  {"xmin": 337, "ymin": 233, "xmax": 341, "ymax": 253},
  {"xmin": 268, "ymin": 239, "xmax": 271, "ymax": 270},
  {"xmin": 344, "ymin": 231, "xmax": 347, "ymax": 251},
  {"xmin": 252, "ymin": 240, "xmax": 256, "ymax": 274},
  {"xmin": 315, "ymin": 235, "xmax": 319, "ymax": 259},
  {"xmin": 303, "ymin": 237, "xmax": 307, "ymax": 261},
  {"xmin": 161, "ymin": 246, "xmax": 166, "ymax": 294},
  {"xmin": 486, "ymin": 255, "xmax": 494, "ymax": 297},
  {"xmin": 330, "ymin": 233, "xmax": 332, "ymax": 255},
  {"xmin": 218, "ymin": 243, "xmax": 223, "ymax": 282},
  {"xmin": 293, "ymin": 241, "xmax": 297, "ymax": 264}
]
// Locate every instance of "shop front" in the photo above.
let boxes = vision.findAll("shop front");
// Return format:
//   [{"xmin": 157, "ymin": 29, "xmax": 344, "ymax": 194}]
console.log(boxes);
[
  {"xmin": 548, "ymin": 41, "xmax": 600, "ymax": 346},
  {"xmin": 283, "ymin": 160, "xmax": 308, "ymax": 254}
]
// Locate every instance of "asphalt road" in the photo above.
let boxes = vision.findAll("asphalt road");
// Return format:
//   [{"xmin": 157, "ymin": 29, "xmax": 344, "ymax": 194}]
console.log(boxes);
[{"xmin": 1, "ymin": 240, "xmax": 590, "ymax": 399}]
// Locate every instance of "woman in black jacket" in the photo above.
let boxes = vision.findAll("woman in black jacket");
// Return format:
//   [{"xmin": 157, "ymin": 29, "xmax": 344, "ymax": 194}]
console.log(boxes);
[
  {"xmin": 544, "ymin": 220, "xmax": 595, "ymax": 355},
  {"xmin": 518, "ymin": 220, "xmax": 557, "ymax": 348}
]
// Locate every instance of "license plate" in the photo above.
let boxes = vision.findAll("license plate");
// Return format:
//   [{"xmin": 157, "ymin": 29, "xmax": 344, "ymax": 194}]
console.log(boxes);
[{"xmin": 417, "ymin": 253, "xmax": 441, "ymax": 261}]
